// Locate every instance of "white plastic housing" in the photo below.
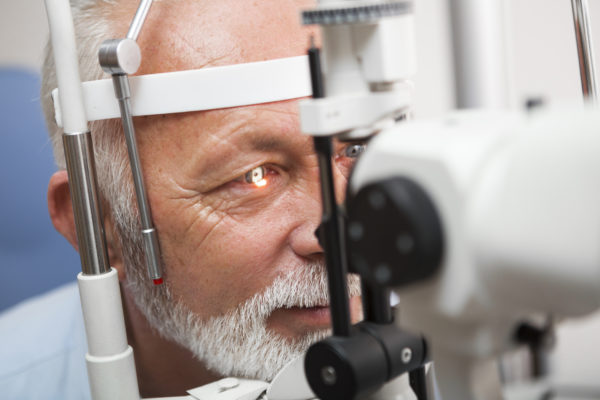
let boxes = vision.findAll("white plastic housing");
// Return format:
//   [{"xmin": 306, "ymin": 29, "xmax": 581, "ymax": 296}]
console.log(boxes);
[
  {"xmin": 44, "ymin": 0, "xmax": 88, "ymax": 133},
  {"xmin": 364, "ymin": 373, "xmax": 417, "ymax": 400},
  {"xmin": 301, "ymin": 6, "xmax": 416, "ymax": 137},
  {"xmin": 299, "ymin": 89, "xmax": 412, "ymax": 136},
  {"xmin": 351, "ymin": 106, "xmax": 600, "ymax": 338},
  {"xmin": 319, "ymin": 15, "xmax": 416, "ymax": 97},
  {"xmin": 352, "ymin": 15, "xmax": 417, "ymax": 83},
  {"xmin": 469, "ymin": 108, "xmax": 600, "ymax": 316},
  {"xmin": 78, "ymin": 269, "xmax": 140, "ymax": 400},
  {"xmin": 350, "ymin": 106, "xmax": 600, "ymax": 397},
  {"xmin": 86, "ymin": 347, "xmax": 139, "ymax": 400},
  {"xmin": 351, "ymin": 110, "xmax": 522, "ymax": 335},
  {"xmin": 321, "ymin": 24, "xmax": 370, "ymax": 97}
]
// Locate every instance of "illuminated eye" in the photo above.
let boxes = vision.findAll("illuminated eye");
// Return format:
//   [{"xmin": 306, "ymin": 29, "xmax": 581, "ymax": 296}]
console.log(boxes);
[
  {"xmin": 344, "ymin": 143, "xmax": 367, "ymax": 158},
  {"xmin": 244, "ymin": 166, "xmax": 268, "ymax": 187}
]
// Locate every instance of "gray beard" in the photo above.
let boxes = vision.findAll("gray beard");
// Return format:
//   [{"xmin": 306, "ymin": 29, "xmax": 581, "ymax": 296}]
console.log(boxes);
[{"xmin": 121, "ymin": 229, "xmax": 361, "ymax": 380}]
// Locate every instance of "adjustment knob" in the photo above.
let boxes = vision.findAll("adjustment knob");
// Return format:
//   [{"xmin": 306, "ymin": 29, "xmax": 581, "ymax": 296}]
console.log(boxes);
[
  {"xmin": 98, "ymin": 38, "xmax": 142, "ymax": 75},
  {"xmin": 302, "ymin": 1, "xmax": 413, "ymax": 26},
  {"xmin": 305, "ymin": 331, "xmax": 387, "ymax": 400}
]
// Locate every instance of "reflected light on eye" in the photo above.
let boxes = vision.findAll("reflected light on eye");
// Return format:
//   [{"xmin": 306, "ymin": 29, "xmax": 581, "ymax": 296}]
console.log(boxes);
[{"xmin": 254, "ymin": 178, "xmax": 268, "ymax": 188}]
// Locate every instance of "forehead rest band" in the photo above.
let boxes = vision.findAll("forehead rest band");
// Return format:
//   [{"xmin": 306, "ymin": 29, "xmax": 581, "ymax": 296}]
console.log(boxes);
[{"xmin": 52, "ymin": 56, "xmax": 312, "ymax": 127}]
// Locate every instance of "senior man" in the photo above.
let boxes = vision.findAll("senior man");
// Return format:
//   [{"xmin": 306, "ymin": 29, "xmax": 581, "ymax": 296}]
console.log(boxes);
[{"xmin": 0, "ymin": 0, "xmax": 364, "ymax": 398}]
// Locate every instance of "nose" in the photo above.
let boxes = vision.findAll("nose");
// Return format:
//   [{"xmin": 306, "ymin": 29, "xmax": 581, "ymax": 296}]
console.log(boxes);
[
  {"xmin": 288, "ymin": 156, "xmax": 350, "ymax": 260},
  {"xmin": 287, "ymin": 177, "xmax": 324, "ymax": 260}
]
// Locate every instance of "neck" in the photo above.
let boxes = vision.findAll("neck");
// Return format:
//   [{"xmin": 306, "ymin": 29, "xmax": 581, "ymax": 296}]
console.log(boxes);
[{"xmin": 121, "ymin": 284, "xmax": 221, "ymax": 398}]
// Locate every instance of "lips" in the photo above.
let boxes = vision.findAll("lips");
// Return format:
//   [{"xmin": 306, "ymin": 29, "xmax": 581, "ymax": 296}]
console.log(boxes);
[
  {"xmin": 267, "ymin": 296, "xmax": 362, "ymax": 336},
  {"xmin": 283, "ymin": 305, "xmax": 331, "ymax": 327}
]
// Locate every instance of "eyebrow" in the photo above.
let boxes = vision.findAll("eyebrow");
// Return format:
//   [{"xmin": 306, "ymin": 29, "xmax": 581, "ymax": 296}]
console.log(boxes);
[{"xmin": 248, "ymin": 135, "xmax": 291, "ymax": 153}]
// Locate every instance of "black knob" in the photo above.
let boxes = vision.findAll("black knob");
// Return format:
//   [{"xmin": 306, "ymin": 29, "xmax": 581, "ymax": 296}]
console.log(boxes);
[
  {"xmin": 304, "ymin": 323, "xmax": 428, "ymax": 400},
  {"xmin": 305, "ymin": 332, "xmax": 388, "ymax": 400}
]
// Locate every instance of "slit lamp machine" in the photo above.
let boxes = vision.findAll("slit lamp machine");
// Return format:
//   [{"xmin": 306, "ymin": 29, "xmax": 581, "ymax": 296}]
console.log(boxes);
[{"xmin": 44, "ymin": 0, "xmax": 600, "ymax": 399}]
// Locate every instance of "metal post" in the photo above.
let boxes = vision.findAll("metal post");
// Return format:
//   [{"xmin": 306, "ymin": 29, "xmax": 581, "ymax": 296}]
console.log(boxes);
[
  {"xmin": 63, "ymin": 132, "xmax": 111, "ymax": 275},
  {"xmin": 112, "ymin": 74, "xmax": 163, "ymax": 284},
  {"xmin": 571, "ymin": 0, "xmax": 598, "ymax": 101},
  {"xmin": 45, "ymin": 0, "xmax": 110, "ymax": 276},
  {"xmin": 449, "ymin": 0, "xmax": 509, "ymax": 109},
  {"xmin": 127, "ymin": 0, "xmax": 153, "ymax": 41},
  {"xmin": 308, "ymin": 42, "xmax": 352, "ymax": 337}
]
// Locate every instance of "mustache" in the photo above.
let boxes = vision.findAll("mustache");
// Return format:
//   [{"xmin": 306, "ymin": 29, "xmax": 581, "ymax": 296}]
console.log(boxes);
[{"xmin": 239, "ymin": 262, "xmax": 362, "ymax": 319}]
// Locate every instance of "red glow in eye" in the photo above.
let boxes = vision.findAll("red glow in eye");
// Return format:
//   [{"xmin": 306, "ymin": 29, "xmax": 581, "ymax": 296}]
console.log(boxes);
[{"xmin": 254, "ymin": 178, "xmax": 268, "ymax": 188}]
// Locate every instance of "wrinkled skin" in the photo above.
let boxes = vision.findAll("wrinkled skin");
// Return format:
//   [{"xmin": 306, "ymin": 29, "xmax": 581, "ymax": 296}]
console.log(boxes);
[{"xmin": 48, "ymin": 0, "xmax": 362, "ymax": 396}]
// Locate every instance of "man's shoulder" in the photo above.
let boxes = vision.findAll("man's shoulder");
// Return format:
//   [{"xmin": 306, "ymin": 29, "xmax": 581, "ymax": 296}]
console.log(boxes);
[{"xmin": 0, "ymin": 282, "xmax": 91, "ymax": 400}]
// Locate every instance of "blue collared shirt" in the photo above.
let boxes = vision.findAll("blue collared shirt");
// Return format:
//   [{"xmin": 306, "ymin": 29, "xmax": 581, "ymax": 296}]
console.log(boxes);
[{"xmin": 0, "ymin": 282, "xmax": 91, "ymax": 400}]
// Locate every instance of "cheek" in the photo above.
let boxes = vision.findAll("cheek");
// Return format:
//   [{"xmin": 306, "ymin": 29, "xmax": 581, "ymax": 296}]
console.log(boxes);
[{"xmin": 152, "ymin": 195, "xmax": 298, "ymax": 316}]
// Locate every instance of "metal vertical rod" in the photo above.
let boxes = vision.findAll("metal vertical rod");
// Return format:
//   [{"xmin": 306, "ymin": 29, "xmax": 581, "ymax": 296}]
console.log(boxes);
[
  {"xmin": 409, "ymin": 367, "xmax": 429, "ymax": 400},
  {"xmin": 63, "ymin": 133, "xmax": 111, "ymax": 276},
  {"xmin": 309, "ymin": 41, "xmax": 352, "ymax": 337},
  {"xmin": 112, "ymin": 75, "xmax": 163, "ymax": 284},
  {"xmin": 314, "ymin": 139, "xmax": 352, "ymax": 337},
  {"xmin": 113, "ymin": 76, "xmax": 152, "ymax": 230},
  {"xmin": 126, "ymin": 0, "xmax": 154, "ymax": 41},
  {"xmin": 360, "ymin": 281, "xmax": 392, "ymax": 324},
  {"xmin": 449, "ymin": 0, "xmax": 509, "ymax": 109},
  {"xmin": 571, "ymin": 0, "xmax": 598, "ymax": 101}
]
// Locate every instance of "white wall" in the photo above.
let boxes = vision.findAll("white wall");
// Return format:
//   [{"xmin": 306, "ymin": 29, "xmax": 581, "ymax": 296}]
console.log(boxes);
[
  {"xmin": 411, "ymin": 0, "xmax": 600, "ymax": 118},
  {"xmin": 505, "ymin": 0, "xmax": 584, "ymax": 105},
  {"xmin": 0, "ymin": 0, "xmax": 48, "ymax": 71},
  {"xmin": 2, "ymin": 0, "xmax": 600, "ymax": 108}
]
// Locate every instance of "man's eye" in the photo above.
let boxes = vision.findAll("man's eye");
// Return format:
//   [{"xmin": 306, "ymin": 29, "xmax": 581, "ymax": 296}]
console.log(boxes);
[
  {"xmin": 344, "ymin": 142, "xmax": 367, "ymax": 158},
  {"xmin": 234, "ymin": 165, "xmax": 269, "ymax": 188}
]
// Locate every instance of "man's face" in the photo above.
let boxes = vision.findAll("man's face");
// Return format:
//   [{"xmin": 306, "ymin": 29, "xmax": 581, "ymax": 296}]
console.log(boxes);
[
  {"xmin": 112, "ymin": 0, "xmax": 362, "ymax": 377},
  {"xmin": 136, "ymin": 103, "xmax": 363, "ymax": 335}
]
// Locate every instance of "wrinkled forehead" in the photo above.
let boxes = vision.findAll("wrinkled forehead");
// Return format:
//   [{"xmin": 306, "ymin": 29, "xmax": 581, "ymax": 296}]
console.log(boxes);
[{"xmin": 130, "ymin": 0, "xmax": 317, "ymax": 75}]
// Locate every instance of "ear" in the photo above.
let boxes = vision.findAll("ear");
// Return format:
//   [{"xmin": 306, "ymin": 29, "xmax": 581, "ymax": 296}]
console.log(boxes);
[
  {"xmin": 48, "ymin": 170, "xmax": 78, "ymax": 251},
  {"xmin": 48, "ymin": 170, "xmax": 126, "ymax": 281}
]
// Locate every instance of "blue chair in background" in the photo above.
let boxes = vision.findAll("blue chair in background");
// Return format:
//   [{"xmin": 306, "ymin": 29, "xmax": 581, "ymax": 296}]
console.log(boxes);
[{"xmin": 0, "ymin": 67, "xmax": 80, "ymax": 312}]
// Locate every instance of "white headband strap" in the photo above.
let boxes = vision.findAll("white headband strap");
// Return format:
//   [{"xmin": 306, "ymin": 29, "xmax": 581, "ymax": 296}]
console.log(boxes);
[{"xmin": 52, "ymin": 56, "xmax": 312, "ymax": 127}]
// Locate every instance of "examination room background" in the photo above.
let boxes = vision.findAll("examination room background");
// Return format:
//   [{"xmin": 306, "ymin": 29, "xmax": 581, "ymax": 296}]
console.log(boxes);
[{"xmin": 1, "ymin": 0, "xmax": 599, "ymax": 389}]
